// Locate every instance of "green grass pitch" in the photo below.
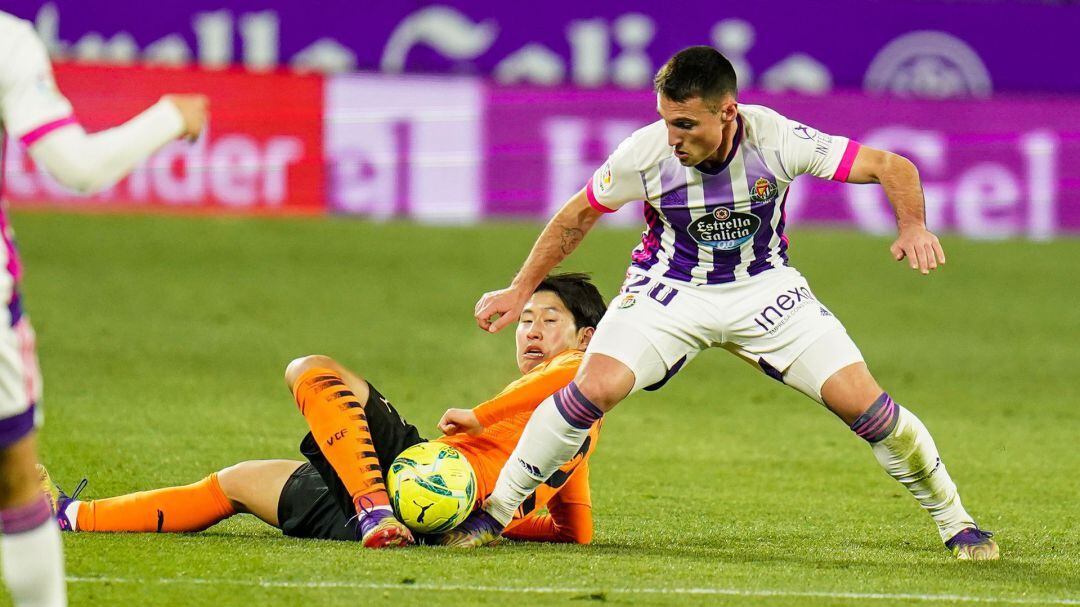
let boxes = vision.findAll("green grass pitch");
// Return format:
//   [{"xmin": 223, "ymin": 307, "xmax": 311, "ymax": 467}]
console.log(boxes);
[{"xmin": 5, "ymin": 211, "xmax": 1079, "ymax": 606}]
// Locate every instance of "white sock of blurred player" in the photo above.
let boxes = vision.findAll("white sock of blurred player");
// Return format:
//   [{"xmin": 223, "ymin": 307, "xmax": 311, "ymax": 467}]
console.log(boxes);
[
  {"xmin": 852, "ymin": 393, "xmax": 976, "ymax": 541},
  {"xmin": 1, "ymin": 495, "xmax": 66, "ymax": 606}
]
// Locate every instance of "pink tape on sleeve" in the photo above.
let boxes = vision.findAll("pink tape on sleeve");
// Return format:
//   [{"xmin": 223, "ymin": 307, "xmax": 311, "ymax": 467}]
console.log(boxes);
[
  {"xmin": 585, "ymin": 180, "xmax": 616, "ymax": 213},
  {"xmin": 831, "ymin": 140, "xmax": 862, "ymax": 182},
  {"xmin": 19, "ymin": 115, "xmax": 78, "ymax": 148}
]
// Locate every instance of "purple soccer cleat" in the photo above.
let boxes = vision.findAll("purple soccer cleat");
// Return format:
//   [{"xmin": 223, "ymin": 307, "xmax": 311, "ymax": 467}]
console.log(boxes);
[
  {"xmin": 354, "ymin": 497, "xmax": 414, "ymax": 549},
  {"xmin": 437, "ymin": 508, "xmax": 504, "ymax": 548},
  {"xmin": 945, "ymin": 527, "xmax": 1000, "ymax": 561}
]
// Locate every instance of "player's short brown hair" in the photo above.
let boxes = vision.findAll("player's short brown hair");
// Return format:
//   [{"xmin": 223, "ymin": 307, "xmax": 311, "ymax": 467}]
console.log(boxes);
[
  {"xmin": 535, "ymin": 273, "xmax": 606, "ymax": 330},
  {"xmin": 654, "ymin": 46, "xmax": 738, "ymax": 108}
]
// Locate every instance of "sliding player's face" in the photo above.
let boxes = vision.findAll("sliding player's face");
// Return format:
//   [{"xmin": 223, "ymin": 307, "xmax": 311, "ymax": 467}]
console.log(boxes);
[
  {"xmin": 658, "ymin": 93, "xmax": 737, "ymax": 167},
  {"xmin": 515, "ymin": 291, "xmax": 592, "ymax": 374}
]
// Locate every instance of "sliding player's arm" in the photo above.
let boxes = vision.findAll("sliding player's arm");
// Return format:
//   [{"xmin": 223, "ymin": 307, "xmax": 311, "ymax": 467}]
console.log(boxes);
[
  {"xmin": 438, "ymin": 353, "xmax": 580, "ymax": 435},
  {"xmin": 1, "ymin": 25, "xmax": 207, "ymax": 195},
  {"xmin": 501, "ymin": 463, "xmax": 593, "ymax": 544}
]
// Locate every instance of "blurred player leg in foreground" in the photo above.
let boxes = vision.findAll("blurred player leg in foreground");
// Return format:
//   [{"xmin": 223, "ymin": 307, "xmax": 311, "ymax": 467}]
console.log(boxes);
[{"xmin": 0, "ymin": 10, "xmax": 208, "ymax": 603}]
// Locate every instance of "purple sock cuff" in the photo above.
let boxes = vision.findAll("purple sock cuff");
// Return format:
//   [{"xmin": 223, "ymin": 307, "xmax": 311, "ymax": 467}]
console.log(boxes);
[
  {"xmin": 0, "ymin": 404, "xmax": 37, "ymax": 448},
  {"xmin": 0, "ymin": 495, "xmax": 52, "ymax": 535},
  {"xmin": 553, "ymin": 382, "xmax": 604, "ymax": 430},
  {"xmin": 851, "ymin": 392, "xmax": 899, "ymax": 443}
]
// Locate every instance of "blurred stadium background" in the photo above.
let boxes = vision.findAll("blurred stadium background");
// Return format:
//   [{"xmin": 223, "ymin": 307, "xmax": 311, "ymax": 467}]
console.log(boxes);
[{"xmin": 2, "ymin": 1, "xmax": 1078, "ymax": 605}]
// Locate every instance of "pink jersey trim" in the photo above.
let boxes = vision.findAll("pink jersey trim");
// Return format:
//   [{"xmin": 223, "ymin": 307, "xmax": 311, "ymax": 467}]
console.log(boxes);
[
  {"xmin": 18, "ymin": 115, "xmax": 78, "ymax": 148},
  {"xmin": 831, "ymin": 140, "xmax": 862, "ymax": 182},
  {"xmin": 585, "ymin": 180, "xmax": 616, "ymax": 214}
]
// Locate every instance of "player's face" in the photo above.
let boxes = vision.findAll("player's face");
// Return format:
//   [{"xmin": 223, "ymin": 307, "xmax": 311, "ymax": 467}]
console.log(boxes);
[
  {"xmin": 658, "ymin": 93, "xmax": 737, "ymax": 166},
  {"xmin": 515, "ymin": 291, "xmax": 593, "ymax": 374}
]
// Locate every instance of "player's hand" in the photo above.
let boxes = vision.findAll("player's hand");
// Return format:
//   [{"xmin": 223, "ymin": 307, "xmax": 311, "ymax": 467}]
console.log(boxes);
[
  {"xmin": 890, "ymin": 226, "xmax": 945, "ymax": 275},
  {"xmin": 474, "ymin": 286, "xmax": 529, "ymax": 333},
  {"xmin": 438, "ymin": 408, "xmax": 483, "ymax": 436},
  {"xmin": 164, "ymin": 94, "xmax": 209, "ymax": 141}
]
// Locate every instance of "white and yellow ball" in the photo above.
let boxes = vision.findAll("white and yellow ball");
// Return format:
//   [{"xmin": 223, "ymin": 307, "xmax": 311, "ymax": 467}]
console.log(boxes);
[{"xmin": 386, "ymin": 442, "xmax": 477, "ymax": 534}]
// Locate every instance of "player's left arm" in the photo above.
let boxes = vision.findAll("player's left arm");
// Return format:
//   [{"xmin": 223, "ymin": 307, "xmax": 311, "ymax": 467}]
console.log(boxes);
[{"xmin": 843, "ymin": 146, "xmax": 946, "ymax": 275}]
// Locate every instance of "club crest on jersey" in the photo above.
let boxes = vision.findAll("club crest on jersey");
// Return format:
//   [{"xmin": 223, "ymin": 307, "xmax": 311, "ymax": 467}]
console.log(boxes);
[
  {"xmin": 688, "ymin": 209, "xmax": 762, "ymax": 251},
  {"xmin": 749, "ymin": 177, "xmax": 778, "ymax": 203},
  {"xmin": 618, "ymin": 294, "xmax": 637, "ymax": 309}
]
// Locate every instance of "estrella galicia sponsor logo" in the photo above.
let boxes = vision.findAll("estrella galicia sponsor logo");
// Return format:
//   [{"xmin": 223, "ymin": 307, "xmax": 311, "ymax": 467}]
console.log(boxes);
[
  {"xmin": 753, "ymin": 286, "xmax": 818, "ymax": 335},
  {"xmin": 688, "ymin": 207, "xmax": 761, "ymax": 251},
  {"xmin": 749, "ymin": 177, "xmax": 778, "ymax": 203}
]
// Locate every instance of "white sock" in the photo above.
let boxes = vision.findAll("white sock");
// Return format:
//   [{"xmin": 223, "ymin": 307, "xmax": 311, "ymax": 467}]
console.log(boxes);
[
  {"xmin": 484, "ymin": 383, "xmax": 601, "ymax": 525},
  {"xmin": 60, "ymin": 501, "xmax": 80, "ymax": 531},
  {"xmin": 1, "ymin": 495, "xmax": 67, "ymax": 606},
  {"xmin": 853, "ymin": 393, "xmax": 976, "ymax": 542}
]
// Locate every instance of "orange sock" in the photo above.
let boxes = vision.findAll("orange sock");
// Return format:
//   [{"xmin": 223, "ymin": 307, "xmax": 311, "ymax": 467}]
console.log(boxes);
[
  {"xmin": 293, "ymin": 368, "xmax": 388, "ymax": 512},
  {"xmin": 75, "ymin": 473, "xmax": 235, "ymax": 533}
]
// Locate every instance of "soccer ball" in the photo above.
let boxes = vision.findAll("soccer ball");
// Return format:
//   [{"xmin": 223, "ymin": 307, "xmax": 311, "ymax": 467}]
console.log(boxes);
[{"xmin": 386, "ymin": 441, "xmax": 477, "ymax": 534}]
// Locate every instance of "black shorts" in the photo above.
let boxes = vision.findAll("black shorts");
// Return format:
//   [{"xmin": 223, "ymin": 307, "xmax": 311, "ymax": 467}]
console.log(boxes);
[{"xmin": 277, "ymin": 381, "xmax": 426, "ymax": 541}]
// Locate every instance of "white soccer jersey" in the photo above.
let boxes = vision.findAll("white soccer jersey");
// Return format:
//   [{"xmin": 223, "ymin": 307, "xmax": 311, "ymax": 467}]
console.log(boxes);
[
  {"xmin": 0, "ymin": 12, "xmax": 58, "ymax": 430},
  {"xmin": 586, "ymin": 104, "xmax": 861, "ymax": 286},
  {"xmin": 0, "ymin": 12, "xmax": 74, "ymax": 151},
  {"xmin": 0, "ymin": 12, "xmax": 74, "ymax": 321}
]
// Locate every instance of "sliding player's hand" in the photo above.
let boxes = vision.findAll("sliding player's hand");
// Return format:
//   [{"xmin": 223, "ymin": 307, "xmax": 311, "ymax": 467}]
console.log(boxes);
[
  {"xmin": 890, "ymin": 226, "xmax": 945, "ymax": 275},
  {"xmin": 164, "ymin": 94, "xmax": 209, "ymax": 141},
  {"xmin": 438, "ymin": 408, "xmax": 483, "ymax": 436},
  {"xmin": 474, "ymin": 287, "xmax": 529, "ymax": 333}
]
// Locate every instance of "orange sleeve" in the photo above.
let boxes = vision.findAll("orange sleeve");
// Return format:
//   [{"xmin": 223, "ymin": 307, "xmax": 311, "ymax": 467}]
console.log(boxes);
[
  {"xmin": 501, "ymin": 464, "xmax": 593, "ymax": 544},
  {"xmin": 472, "ymin": 352, "xmax": 580, "ymax": 428}
]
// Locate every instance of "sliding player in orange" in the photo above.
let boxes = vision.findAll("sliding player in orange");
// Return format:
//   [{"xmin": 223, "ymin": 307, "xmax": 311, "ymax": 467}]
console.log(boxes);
[{"xmin": 42, "ymin": 273, "xmax": 605, "ymax": 548}]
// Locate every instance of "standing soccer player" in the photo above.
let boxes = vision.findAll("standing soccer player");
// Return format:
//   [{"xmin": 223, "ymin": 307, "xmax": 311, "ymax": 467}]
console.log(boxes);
[
  {"xmin": 0, "ymin": 11, "xmax": 207, "ymax": 605},
  {"xmin": 443, "ymin": 46, "xmax": 998, "ymax": 560}
]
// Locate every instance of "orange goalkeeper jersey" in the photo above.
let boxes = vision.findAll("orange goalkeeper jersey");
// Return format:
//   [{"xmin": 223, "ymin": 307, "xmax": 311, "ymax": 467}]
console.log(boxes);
[{"xmin": 435, "ymin": 349, "xmax": 599, "ymax": 543}]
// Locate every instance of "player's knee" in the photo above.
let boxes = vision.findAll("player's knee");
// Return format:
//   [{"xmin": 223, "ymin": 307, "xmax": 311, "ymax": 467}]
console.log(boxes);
[
  {"xmin": 574, "ymin": 372, "xmax": 629, "ymax": 412},
  {"xmin": 820, "ymin": 362, "xmax": 884, "ymax": 424},
  {"xmin": 215, "ymin": 463, "xmax": 252, "ymax": 513},
  {"xmin": 284, "ymin": 354, "xmax": 335, "ymax": 388}
]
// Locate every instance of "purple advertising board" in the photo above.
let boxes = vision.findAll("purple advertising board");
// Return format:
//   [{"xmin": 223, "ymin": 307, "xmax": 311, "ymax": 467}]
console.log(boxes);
[
  {"xmin": 2, "ymin": 1, "xmax": 1078, "ymax": 95},
  {"xmin": 326, "ymin": 74, "xmax": 1080, "ymax": 239}
]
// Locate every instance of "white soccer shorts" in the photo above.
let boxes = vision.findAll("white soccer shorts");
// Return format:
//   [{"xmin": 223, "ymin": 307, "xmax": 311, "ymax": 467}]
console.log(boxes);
[{"xmin": 586, "ymin": 266, "xmax": 863, "ymax": 402}]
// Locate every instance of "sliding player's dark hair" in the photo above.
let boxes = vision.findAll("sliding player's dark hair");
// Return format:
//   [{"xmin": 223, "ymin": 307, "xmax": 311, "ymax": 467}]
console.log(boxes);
[
  {"xmin": 654, "ymin": 46, "xmax": 737, "ymax": 108},
  {"xmin": 535, "ymin": 273, "xmax": 606, "ymax": 330}
]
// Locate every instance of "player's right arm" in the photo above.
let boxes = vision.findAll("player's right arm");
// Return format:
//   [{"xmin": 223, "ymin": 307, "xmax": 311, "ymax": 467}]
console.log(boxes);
[
  {"xmin": 473, "ymin": 189, "xmax": 602, "ymax": 333},
  {"xmin": 474, "ymin": 133, "xmax": 647, "ymax": 333},
  {"xmin": 0, "ymin": 22, "xmax": 207, "ymax": 195}
]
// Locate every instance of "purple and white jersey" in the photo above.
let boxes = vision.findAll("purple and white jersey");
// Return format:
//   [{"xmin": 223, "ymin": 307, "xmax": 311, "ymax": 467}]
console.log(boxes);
[{"xmin": 586, "ymin": 104, "xmax": 861, "ymax": 286}]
